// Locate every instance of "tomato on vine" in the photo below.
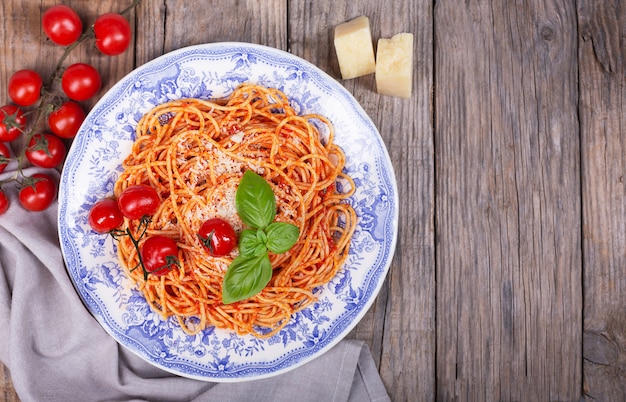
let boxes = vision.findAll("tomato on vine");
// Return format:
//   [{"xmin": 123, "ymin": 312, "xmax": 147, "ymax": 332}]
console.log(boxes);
[
  {"xmin": 62, "ymin": 63, "xmax": 101, "ymax": 101},
  {"xmin": 198, "ymin": 218, "xmax": 237, "ymax": 256},
  {"xmin": 0, "ymin": 1, "xmax": 143, "ymax": 215},
  {"xmin": 0, "ymin": 190, "xmax": 9, "ymax": 215},
  {"xmin": 25, "ymin": 133, "xmax": 66, "ymax": 168},
  {"xmin": 117, "ymin": 184, "xmax": 160, "ymax": 220},
  {"xmin": 140, "ymin": 235, "xmax": 179, "ymax": 276},
  {"xmin": 94, "ymin": 13, "xmax": 132, "ymax": 56},
  {"xmin": 42, "ymin": 5, "xmax": 83, "ymax": 46},
  {"xmin": 0, "ymin": 105, "xmax": 26, "ymax": 142},
  {"xmin": 18, "ymin": 173, "xmax": 57, "ymax": 212},
  {"xmin": 48, "ymin": 101, "xmax": 85, "ymax": 139},
  {"xmin": 0, "ymin": 142, "xmax": 10, "ymax": 174},
  {"xmin": 88, "ymin": 198, "xmax": 124, "ymax": 233},
  {"xmin": 8, "ymin": 69, "xmax": 42, "ymax": 107}
]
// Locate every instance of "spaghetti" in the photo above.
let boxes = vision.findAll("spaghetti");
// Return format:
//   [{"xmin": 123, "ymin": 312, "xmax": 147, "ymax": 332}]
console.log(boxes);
[{"xmin": 114, "ymin": 83, "xmax": 357, "ymax": 338}]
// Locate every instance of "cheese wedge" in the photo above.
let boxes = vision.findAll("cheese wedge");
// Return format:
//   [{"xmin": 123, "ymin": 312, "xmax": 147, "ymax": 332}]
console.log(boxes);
[
  {"xmin": 334, "ymin": 16, "xmax": 376, "ymax": 79},
  {"xmin": 375, "ymin": 33, "xmax": 414, "ymax": 98}
]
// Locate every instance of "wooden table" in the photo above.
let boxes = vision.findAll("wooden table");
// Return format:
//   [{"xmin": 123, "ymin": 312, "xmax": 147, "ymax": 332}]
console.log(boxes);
[{"xmin": 2, "ymin": 1, "xmax": 625, "ymax": 401}]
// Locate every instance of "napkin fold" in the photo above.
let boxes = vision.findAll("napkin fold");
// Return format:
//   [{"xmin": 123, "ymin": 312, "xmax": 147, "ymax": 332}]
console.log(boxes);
[{"xmin": 0, "ymin": 167, "xmax": 390, "ymax": 402}]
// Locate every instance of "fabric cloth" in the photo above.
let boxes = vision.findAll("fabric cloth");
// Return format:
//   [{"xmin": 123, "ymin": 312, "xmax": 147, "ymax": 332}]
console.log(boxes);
[{"xmin": 0, "ymin": 166, "xmax": 390, "ymax": 402}]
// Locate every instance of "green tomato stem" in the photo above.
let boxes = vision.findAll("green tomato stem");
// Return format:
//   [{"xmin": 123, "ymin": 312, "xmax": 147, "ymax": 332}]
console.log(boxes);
[{"xmin": 124, "ymin": 226, "xmax": 150, "ymax": 281}]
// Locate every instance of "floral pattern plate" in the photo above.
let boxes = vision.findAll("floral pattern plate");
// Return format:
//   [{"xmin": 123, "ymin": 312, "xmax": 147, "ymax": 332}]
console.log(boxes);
[{"xmin": 58, "ymin": 42, "xmax": 398, "ymax": 382}]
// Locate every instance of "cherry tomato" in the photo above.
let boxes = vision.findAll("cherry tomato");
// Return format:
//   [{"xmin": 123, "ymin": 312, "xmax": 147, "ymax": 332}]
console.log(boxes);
[
  {"xmin": 0, "ymin": 190, "xmax": 9, "ymax": 215},
  {"xmin": 8, "ymin": 69, "xmax": 42, "ymax": 107},
  {"xmin": 198, "ymin": 218, "xmax": 237, "ymax": 256},
  {"xmin": 0, "ymin": 105, "xmax": 26, "ymax": 142},
  {"xmin": 117, "ymin": 184, "xmax": 160, "ymax": 220},
  {"xmin": 25, "ymin": 133, "xmax": 66, "ymax": 168},
  {"xmin": 42, "ymin": 5, "xmax": 83, "ymax": 46},
  {"xmin": 61, "ymin": 63, "xmax": 101, "ymax": 101},
  {"xmin": 94, "ymin": 13, "xmax": 132, "ymax": 56},
  {"xmin": 0, "ymin": 142, "xmax": 10, "ymax": 174},
  {"xmin": 88, "ymin": 198, "xmax": 124, "ymax": 233},
  {"xmin": 141, "ymin": 235, "xmax": 179, "ymax": 276},
  {"xmin": 18, "ymin": 173, "xmax": 56, "ymax": 212},
  {"xmin": 48, "ymin": 101, "xmax": 85, "ymax": 139}
]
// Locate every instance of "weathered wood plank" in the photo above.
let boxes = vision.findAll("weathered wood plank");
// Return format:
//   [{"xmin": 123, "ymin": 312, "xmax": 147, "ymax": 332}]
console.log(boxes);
[
  {"xmin": 577, "ymin": 1, "xmax": 626, "ymax": 400},
  {"xmin": 0, "ymin": 363, "xmax": 19, "ymax": 402},
  {"xmin": 136, "ymin": 0, "xmax": 288, "ymax": 69},
  {"xmin": 434, "ymin": 1, "xmax": 581, "ymax": 400},
  {"xmin": 134, "ymin": 0, "xmax": 167, "ymax": 66},
  {"xmin": 159, "ymin": 0, "xmax": 287, "ymax": 54},
  {"xmin": 288, "ymin": 1, "xmax": 436, "ymax": 400}
]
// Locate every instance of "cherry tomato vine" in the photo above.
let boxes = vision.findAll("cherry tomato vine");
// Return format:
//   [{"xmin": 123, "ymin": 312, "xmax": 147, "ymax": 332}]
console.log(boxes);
[{"xmin": 0, "ymin": 0, "xmax": 141, "ymax": 214}]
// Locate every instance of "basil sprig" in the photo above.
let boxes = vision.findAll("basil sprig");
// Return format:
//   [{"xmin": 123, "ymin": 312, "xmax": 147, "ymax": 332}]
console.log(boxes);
[{"xmin": 222, "ymin": 170, "xmax": 300, "ymax": 304}]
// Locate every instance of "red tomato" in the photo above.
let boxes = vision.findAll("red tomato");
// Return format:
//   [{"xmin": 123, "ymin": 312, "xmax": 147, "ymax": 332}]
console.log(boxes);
[
  {"xmin": 8, "ymin": 69, "xmax": 42, "ymax": 107},
  {"xmin": 18, "ymin": 173, "xmax": 56, "ymax": 212},
  {"xmin": 0, "ymin": 190, "xmax": 9, "ymax": 215},
  {"xmin": 61, "ymin": 63, "xmax": 101, "ymax": 101},
  {"xmin": 25, "ymin": 133, "xmax": 66, "ymax": 168},
  {"xmin": 140, "ymin": 235, "xmax": 179, "ymax": 276},
  {"xmin": 88, "ymin": 198, "xmax": 124, "ymax": 233},
  {"xmin": 198, "ymin": 218, "xmax": 237, "ymax": 256},
  {"xmin": 94, "ymin": 13, "xmax": 132, "ymax": 56},
  {"xmin": 48, "ymin": 101, "xmax": 85, "ymax": 139},
  {"xmin": 42, "ymin": 5, "xmax": 83, "ymax": 46},
  {"xmin": 0, "ymin": 142, "xmax": 10, "ymax": 174},
  {"xmin": 117, "ymin": 184, "xmax": 160, "ymax": 220},
  {"xmin": 0, "ymin": 105, "xmax": 27, "ymax": 142}
]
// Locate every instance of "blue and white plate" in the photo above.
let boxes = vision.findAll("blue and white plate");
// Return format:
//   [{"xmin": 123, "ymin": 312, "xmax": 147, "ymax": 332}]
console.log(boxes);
[{"xmin": 58, "ymin": 42, "xmax": 398, "ymax": 382}]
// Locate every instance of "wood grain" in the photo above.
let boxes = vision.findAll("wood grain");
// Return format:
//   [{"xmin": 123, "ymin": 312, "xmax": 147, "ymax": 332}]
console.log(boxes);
[
  {"xmin": 287, "ymin": 1, "xmax": 436, "ymax": 400},
  {"xmin": 578, "ymin": 1, "xmax": 626, "ymax": 400},
  {"xmin": 156, "ymin": 0, "xmax": 287, "ymax": 53},
  {"xmin": 435, "ymin": 1, "xmax": 581, "ymax": 400},
  {"xmin": 0, "ymin": 363, "xmax": 18, "ymax": 402}
]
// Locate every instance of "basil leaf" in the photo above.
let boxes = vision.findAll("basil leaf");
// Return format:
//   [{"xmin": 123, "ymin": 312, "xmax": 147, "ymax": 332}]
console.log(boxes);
[
  {"xmin": 238, "ymin": 229, "xmax": 265, "ymax": 257},
  {"xmin": 222, "ymin": 253, "xmax": 272, "ymax": 304},
  {"xmin": 256, "ymin": 228, "xmax": 268, "ymax": 244},
  {"xmin": 265, "ymin": 221, "xmax": 300, "ymax": 254},
  {"xmin": 236, "ymin": 170, "xmax": 276, "ymax": 229}
]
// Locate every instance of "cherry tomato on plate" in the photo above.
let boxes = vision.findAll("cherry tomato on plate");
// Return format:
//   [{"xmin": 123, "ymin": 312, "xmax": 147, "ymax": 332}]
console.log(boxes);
[
  {"xmin": 25, "ymin": 133, "xmax": 66, "ymax": 168},
  {"xmin": 94, "ymin": 13, "xmax": 132, "ymax": 56},
  {"xmin": 117, "ymin": 184, "xmax": 160, "ymax": 220},
  {"xmin": 88, "ymin": 198, "xmax": 124, "ymax": 233},
  {"xmin": 0, "ymin": 190, "xmax": 9, "ymax": 215},
  {"xmin": 0, "ymin": 105, "xmax": 27, "ymax": 142},
  {"xmin": 18, "ymin": 173, "xmax": 57, "ymax": 212},
  {"xmin": 42, "ymin": 4, "xmax": 83, "ymax": 46},
  {"xmin": 198, "ymin": 218, "xmax": 237, "ymax": 256},
  {"xmin": 8, "ymin": 69, "xmax": 42, "ymax": 107},
  {"xmin": 48, "ymin": 101, "xmax": 85, "ymax": 139},
  {"xmin": 140, "ymin": 235, "xmax": 179, "ymax": 276},
  {"xmin": 62, "ymin": 63, "xmax": 101, "ymax": 101}
]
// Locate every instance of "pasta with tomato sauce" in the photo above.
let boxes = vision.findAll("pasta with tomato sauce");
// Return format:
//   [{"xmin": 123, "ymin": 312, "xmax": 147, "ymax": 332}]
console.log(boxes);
[{"xmin": 114, "ymin": 83, "xmax": 357, "ymax": 338}]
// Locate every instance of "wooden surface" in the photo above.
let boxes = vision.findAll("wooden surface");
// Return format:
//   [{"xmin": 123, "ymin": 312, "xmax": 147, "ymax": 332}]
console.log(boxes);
[{"xmin": 1, "ymin": 0, "xmax": 625, "ymax": 401}]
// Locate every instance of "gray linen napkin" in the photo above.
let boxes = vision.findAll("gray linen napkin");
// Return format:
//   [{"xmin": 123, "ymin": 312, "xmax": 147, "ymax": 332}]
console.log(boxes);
[{"xmin": 0, "ymin": 167, "xmax": 390, "ymax": 402}]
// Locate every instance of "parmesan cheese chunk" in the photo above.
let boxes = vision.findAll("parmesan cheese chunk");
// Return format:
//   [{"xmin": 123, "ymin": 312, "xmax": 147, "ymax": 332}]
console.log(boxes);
[
  {"xmin": 375, "ymin": 33, "xmax": 414, "ymax": 98},
  {"xmin": 334, "ymin": 16, "xmax": 376, "ymax": 79}
]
